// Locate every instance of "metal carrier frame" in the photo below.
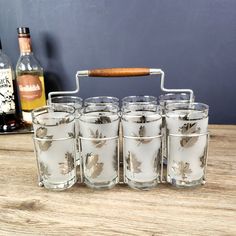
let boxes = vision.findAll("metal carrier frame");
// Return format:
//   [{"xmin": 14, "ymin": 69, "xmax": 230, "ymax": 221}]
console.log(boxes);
[{"xmin": 35, "ymin": 68, "xmax": 195, "ymax": 187}]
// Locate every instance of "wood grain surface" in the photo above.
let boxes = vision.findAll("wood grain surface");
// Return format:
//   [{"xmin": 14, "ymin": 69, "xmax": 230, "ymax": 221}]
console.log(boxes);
[
  {"xmin": 88, "ymin": 68, "xmax": 150, "ymax": 77},
  {"xmin": 0, "ymin": 125, "xmax": 235, "ymax": 236}
]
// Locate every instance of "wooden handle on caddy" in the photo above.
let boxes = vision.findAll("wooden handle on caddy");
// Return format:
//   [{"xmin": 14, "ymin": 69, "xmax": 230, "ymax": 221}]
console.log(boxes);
[{"xmin": 88, "ymin": 68, "xmax": 150, "ymax": 77}]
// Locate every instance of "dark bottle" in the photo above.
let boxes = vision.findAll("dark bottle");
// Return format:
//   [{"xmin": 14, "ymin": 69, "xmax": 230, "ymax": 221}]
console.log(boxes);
[{"xmin": 0, "ymin": 38, "xmax": 21, "ymax": 132}]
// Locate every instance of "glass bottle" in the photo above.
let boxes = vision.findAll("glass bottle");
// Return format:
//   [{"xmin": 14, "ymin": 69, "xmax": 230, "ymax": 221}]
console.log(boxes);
[
  {"xmin": 0, "ymin": 38, "xmax": 21, "ymax": 132},
  {"xmin": 16, "ymin": 27, "xmax": 46, "ymax": 125}
]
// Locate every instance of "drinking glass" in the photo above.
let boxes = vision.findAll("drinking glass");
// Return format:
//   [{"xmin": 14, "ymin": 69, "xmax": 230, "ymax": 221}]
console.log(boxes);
[
  {"xmin": 32, "ymin": 104, "xmax": 77, "ymax": 190},
  {"xmin": 84, "ymin": 96, "xmax": 121, "ymax": 173},
  {"xmin": 121, "ymin": 95, "xmax": 158, "ymax": 168},
  {"xmin": 50, "ymin": 96, "xmax": 83, "ymax": 164},
  {"xmin": 159, "ymin": 93, "xmax": 194, "ymax": 182},
  {"xmin": 165, "ymin": 102, "xmax": 209, "ymax": 187},
  {"xmin": 122, "ymin": 96, "xmax": 162, "ymax": 190},
  {"xmin": 79, "ymin": 103, "xmax": 120, "ymax": 189}
]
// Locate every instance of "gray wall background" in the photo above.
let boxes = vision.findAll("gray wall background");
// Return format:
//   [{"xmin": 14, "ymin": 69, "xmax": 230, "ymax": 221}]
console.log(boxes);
[{"xmin": 0, "ymin": 0, "xmax": 236, "ymax": 124}]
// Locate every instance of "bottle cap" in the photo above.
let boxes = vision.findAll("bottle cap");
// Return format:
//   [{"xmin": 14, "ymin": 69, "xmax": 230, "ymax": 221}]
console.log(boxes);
[{"xmin": 17, "ymin": 27, "xmax": 30, "ymax": 35}]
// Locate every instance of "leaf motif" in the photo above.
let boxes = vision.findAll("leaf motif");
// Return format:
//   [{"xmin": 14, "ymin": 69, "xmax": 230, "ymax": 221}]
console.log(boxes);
[
  {"xmin": 37, "ymin": 135, "xmax": 53, "ymax": 151},
  {"xmin": 132, "ymin": 126, "xmax": 152, "ymax": 145},
  {"xmin": 36, "ymin": 127, "xmax": 47, "ymax": 138},
  {"xmin": 85, "ymin": 153, "xmax": 104, "ymax": 179},
  {"xmin": 179, "ymin": 123, "xmax": 200, "ymax": 134},
  {"xmin": 59, "ymin": 116, "xmax": 71, "ymax": 125},
  {"xmin": 39, "ymin": 162, "xmax": 51, "ymax": 179},
  {"xmin": 58, "ymin": 162, "xmax": 69, "ymax": 175},
  {"xmin": 138, "ymin": 115, "xmax": 146, "ymax": 123},
  {"xmin": 94, "ymin": 116, "xmax": 111, "ymax": 124},
  {"xmin": 179, "ymin": 114, "xmax": 189, "ymax": 121},
  {"xmin": 179, "ymin": 123, "xmax": 200, "ymax": 148},
  {"xmin": 172, "ymin": 161, "xmax": 192, "ymax": 180},
  {"xmin": 126, "ymin": 151, "xmax": 141, "ymax": 173},
  {"xmin": 90, "ymin": 163, "xmax": 104, "ymax": 178},
  {"xmin": 86, "ymin": 153, "xmax": 99, "ymax": 169},
  {"xmin": 139, "ymin": 125, "xmax": 145, "ymax": 137},
  {"xmin": 200, "ymin": 148, "xmax": 207, "ymax": 168},
  {"xmin": 180, "ymin": 137, "xmax": 199, "ymax": 148},
  {"xmin": 90, "ymin": 129, "xmax": 106, "ymax": 148},
  {"xmin": 65, "ymin": 152, "xmax": 75, "ymax": 170},
  {"xmin": 68, "ymin": 132, "xmax": 75, "ymax": 138},
  {"xmin": 59, "ymin": 152, "xmax": 75, "ymax": 175},
  {"xmin": 95, "ymin": 141, "xmax": 106, "ymax": 148}
]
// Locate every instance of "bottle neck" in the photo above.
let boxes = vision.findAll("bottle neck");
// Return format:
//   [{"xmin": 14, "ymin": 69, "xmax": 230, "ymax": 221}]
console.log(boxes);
[{"xmin": 18, "ymin": 35, "xmax": 32, "ymax": 54}]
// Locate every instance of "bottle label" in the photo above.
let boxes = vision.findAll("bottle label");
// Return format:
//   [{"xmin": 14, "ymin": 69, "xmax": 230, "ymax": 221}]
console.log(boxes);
[
  {"xmin": 0, "ymin": 69, "xmax": 15, "ymax": 114},
  {"xmin": 17, "ymin": 75, "xmax": 43, "ymax": 101},
  {"xmin": 18, "ymin": 37, "xmax": 32, "ymax": 53}
]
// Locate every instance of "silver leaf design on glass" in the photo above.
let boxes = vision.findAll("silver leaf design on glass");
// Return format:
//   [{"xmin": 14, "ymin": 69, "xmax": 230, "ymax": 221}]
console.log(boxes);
[
  {"xmin": 58, "ymin": 116, "xmax": 71, "ymax": 125},
  {"xmin": 132, "ymin": 125, "xmax": 152, "ymax": 146},
  {"xmin": 94, "ymin": 116, "xmax": 111, "ymax": 124},
  {"xmin": 35, "ymin": 127, "xmax": 53, "ymax": 151},
  {"xmin": 172, "ymin": 161, "xmax": 192, "ymax": 180},
  {"xmin": 59, "ymin": 152, "xmax": 75, "ymax": 175},
  {"xmin": 85, "ymin": 153, "xmax": 104, "ymax": 178},
  {"xmin": 37, "ymin": 137, "xmax": 53, "ymax": 151},
  {"xmin": 179, "ymin": 123, "xmax": 200, "ymax": 148},
  {"xmin": 68, "ymin": 132, "xmax": 75, "ymax": 138},
  {"xmin": 90, "ymin": 129, "xmax": 106, "ymax": 148},
  {"xmin": 179, "ymin": 114, "xmax": 189, "ymax": 121},
  {"xmin": 36, "ymin": 127, "xmax": 47, "ymax": 138},
  {"xmin": 126, "ymin": 151, "xmax": 141, "ymax": 173},
  {"xmin": 137, "ymin": 115, "xmax": 146, "ymax": 123},
  {"xmin": 39, "ymin": 162, "xmax": 51, "ymax": 179},
  {"xmin": 200, "ymin": 148, "xmax": 207, "ymax": 168},
  {"xmin": 91, "ymin": 163, "xmax": 103, "ymax": 179}
]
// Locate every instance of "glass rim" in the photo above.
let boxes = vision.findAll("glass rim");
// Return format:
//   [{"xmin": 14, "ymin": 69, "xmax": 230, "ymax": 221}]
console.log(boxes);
[
  {"xmin": 165, "ymin": 102, "xmax": 209, "ymax": 112},
  {"xmin": 32, "ymin": 104, "xmax": 76, "ymax": 125},
  {"xmin": 122, "ymin": 106, "xmax": 162, "ymax": 119},
  {"xmin": 159, "ymin": 92, "xmax": 194, "ymax": 102},
  {"xmin": 79, "ymin": 103, "xmax": 120, "ymax": 122},
  {"xmin": 84, "ymin": 96, "xmax": 119, "ymax": 103},
  {"xmin": 50, "ymin": 95, "xmax": 83, "ymax": 102},
  {"xmin": 79, "ymin": 111, "xmax": 120, "ymax": 119},
  {"xmin": 122, "ymin": 95, "xmax": 157, "ymax": 100},
  {"xmin": 82, "ymin": 102, "xmax": 120, "ymax": 111},
  {"xmin": 122, "ymin": 113, "xmax": 162, "ymax": 120},
  {"xmin": 122, "ymin": 95, "xmax": 157, "ymax": 105}
]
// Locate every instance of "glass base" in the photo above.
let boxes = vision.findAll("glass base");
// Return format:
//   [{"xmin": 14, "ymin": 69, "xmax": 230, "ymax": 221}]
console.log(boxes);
[
  {"xmin": 126, "ymin": 178, "xmax": 158, "ymax": 190},
  {"xmin": 43, "ymin": 176, "xmax": 76, "ymax": 191},
  {"xmin": 84, "ymin": 177, "xmax": 118, "ymax": 190},
  {"xmin": 167, "ymin": 176, "xmax": 206, "ymax": 188}
]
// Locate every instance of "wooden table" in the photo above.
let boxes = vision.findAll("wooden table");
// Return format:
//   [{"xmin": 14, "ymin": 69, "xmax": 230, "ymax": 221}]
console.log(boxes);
[{"xmin": 0, "ymin": 125, "xmax": 235, "ymax": 235}]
